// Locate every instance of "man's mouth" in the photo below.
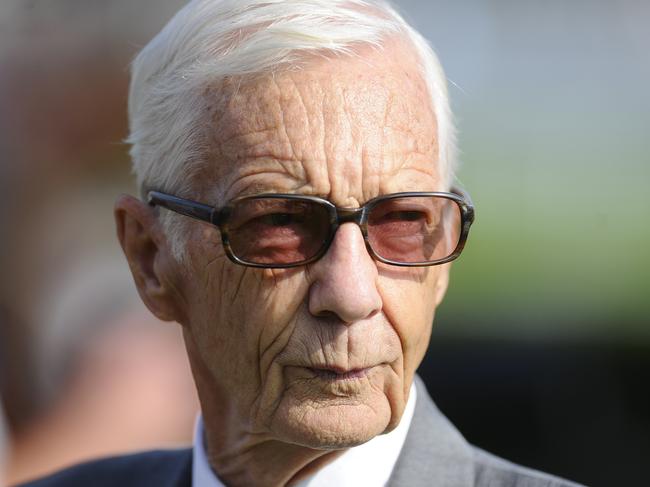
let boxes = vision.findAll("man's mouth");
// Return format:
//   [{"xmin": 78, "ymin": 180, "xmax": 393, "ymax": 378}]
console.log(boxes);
[{"xmin": 307, "ymin": 366, "xmax": 371, "ymax": 381}]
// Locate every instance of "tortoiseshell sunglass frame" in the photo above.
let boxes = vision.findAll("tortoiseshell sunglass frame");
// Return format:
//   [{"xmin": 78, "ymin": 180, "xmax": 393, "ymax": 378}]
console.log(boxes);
[{"xmin": 147, "ymin": 187, "xmax": 475, "ymax": 269}]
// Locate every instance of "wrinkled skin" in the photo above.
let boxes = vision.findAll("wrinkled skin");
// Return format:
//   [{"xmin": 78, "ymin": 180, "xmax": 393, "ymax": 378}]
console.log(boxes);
[{"xmin": 116, "ymin": 40, "xmax": 451, "ymax": 487}]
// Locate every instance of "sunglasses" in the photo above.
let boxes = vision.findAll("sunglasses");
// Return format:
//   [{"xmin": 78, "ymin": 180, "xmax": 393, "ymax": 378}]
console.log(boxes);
[{"xmin": 147, "ymin": 189, "xmax": 475, "ymax": 268}]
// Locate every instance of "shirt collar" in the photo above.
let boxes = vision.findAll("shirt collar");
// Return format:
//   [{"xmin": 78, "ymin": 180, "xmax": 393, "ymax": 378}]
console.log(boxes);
[{"xmin": 192, "ymin": 383, "xmax": 417, "ymax": 487}]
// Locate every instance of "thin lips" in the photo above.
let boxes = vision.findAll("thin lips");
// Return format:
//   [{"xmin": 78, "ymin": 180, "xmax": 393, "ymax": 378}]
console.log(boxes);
[{"xmin": 307, "ymin": 365, "xmax": 372, "ymax": 375}]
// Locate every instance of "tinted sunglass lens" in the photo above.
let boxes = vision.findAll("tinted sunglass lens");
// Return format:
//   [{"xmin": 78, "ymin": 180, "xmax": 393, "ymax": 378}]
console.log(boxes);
[
  {"xmin": 227, "ymin": 198, "xmax": 331, "ymax": 265},
  {"xmin": 367, "ymin": 196, "xmax": 462, "ymax": 264}
]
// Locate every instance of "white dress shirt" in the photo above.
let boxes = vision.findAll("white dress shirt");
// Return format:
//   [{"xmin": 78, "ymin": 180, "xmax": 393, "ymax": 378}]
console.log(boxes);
[{"xmin": 192, "ymin": 384, "xmax": 417, "ymax": 487}]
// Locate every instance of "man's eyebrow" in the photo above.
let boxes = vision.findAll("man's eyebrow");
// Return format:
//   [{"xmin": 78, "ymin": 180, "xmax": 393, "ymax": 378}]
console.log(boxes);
[
  {"xmin": 226, "ymin": 154, "xmax": 307, "ymax": 177},
  {"xmin": 221, "ymin": 176, "xmax": 310, "ymax": 202},
  {"xmin": 231, "ymin": 185, "xmax": 287, "ymax": 198}
]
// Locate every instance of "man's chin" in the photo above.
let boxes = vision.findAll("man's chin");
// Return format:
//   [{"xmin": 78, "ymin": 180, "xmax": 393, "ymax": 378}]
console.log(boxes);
[{"xmin": 270, "ymin": 393, "xmax": 394, "ymax": 450}]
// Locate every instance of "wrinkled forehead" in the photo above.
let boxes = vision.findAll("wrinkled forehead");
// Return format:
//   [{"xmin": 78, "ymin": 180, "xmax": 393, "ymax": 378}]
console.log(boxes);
[{"xmin": 195, "ymin": 41, "xmax": 439, "ymax": 204}]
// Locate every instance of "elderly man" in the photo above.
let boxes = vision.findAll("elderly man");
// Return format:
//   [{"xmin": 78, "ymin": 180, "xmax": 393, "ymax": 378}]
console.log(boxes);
[{"xmin": 18, "ymin": 1, "xmax": 583, "ymax": 486}]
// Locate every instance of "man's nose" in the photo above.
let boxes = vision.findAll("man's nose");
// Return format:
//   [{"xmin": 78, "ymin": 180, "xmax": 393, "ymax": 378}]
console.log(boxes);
[{"xmin": 307, "ymin": 223, "xmax": 382, "ymax": 323}]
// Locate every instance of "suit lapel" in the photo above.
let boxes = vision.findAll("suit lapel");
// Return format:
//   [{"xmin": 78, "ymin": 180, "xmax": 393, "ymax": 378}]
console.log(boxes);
[{"xmin": 387, "ymin": 376, "xmax": 475, "ymax": 487}]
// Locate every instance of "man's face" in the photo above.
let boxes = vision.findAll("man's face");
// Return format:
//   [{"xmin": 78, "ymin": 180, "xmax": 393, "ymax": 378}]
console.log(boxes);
[{"xmin": 168, "ymin": 42, "xmax": 450, "ymax": 449}]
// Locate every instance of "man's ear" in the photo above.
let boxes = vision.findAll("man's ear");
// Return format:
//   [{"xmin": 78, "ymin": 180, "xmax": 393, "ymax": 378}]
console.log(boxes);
[
  {"xmin": 114, "ymin": 194, "xmax": 184, "ymax": 323},
  {"xmin": 434, "ymin": 263, "xmax": 451, "ymax": 307}
]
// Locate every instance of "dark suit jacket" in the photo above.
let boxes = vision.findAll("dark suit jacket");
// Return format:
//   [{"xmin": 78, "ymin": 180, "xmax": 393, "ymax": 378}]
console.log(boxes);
[{"xmin": 16, "ymin": 377, "xmax": 585, "ymax": 487}]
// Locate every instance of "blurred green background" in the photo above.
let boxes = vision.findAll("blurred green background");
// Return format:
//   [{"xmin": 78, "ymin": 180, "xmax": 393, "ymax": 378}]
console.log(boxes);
[{"xmin": 401, "ymin": 0, "xmax": 650, "ymax": 341}]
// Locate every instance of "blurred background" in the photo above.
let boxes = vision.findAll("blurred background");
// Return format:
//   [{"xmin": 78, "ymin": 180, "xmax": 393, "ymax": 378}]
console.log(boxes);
[{"xmin": 0, "ymin": 1, "xmax": 647, "ymax": 486}]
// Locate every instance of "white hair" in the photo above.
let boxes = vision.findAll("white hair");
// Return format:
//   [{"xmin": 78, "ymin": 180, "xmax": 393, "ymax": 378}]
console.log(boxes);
[{"xmin": 128, "ymin": 0, "xmax": 456, "ymax": 260}]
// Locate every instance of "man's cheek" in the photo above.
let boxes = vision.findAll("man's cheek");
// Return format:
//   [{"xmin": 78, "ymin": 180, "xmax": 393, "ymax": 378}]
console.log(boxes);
[
  {"xmin": 378, "ymin": 277, "xmax": 430, "ymax": 324},
  {"xmin": 204, "ymin": 269, "xmax": 307, "ymax": 370},
  {"xmin": 377, "ymin": 276, "xmax": 435, "ymax": 366},
  {"xmin": 255, "ymin": 277, "xmax": 310, "ymax": 359},
  {"xmin": 255, "ymin": 269, "xmax": 310, "ymax": 319}
]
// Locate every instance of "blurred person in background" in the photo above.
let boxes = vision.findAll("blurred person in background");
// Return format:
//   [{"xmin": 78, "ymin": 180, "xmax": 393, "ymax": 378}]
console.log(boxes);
[
  {"xmin": 5, "ymin": 250, "xmax": 199, "ymax": 486},
  {"xmin": 0, "ymin": 191, "xmax": 199, "ymax": 486},
  {"xmin": 15, "ymin": 1, "xmax": 583, "ymax": 486},
  {"xmin": 0, "ymin": 1, "xmax": 199, "ymax": 484}
]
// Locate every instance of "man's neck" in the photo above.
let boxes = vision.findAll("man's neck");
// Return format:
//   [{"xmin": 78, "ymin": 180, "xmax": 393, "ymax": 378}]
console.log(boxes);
[
  {"xmin": 206, "ymin": 433, "xmax": 340, "ymax": 487},
  {"xmin": 197, "ymin": 384, "xmax": 417, "ymax": 487}
]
